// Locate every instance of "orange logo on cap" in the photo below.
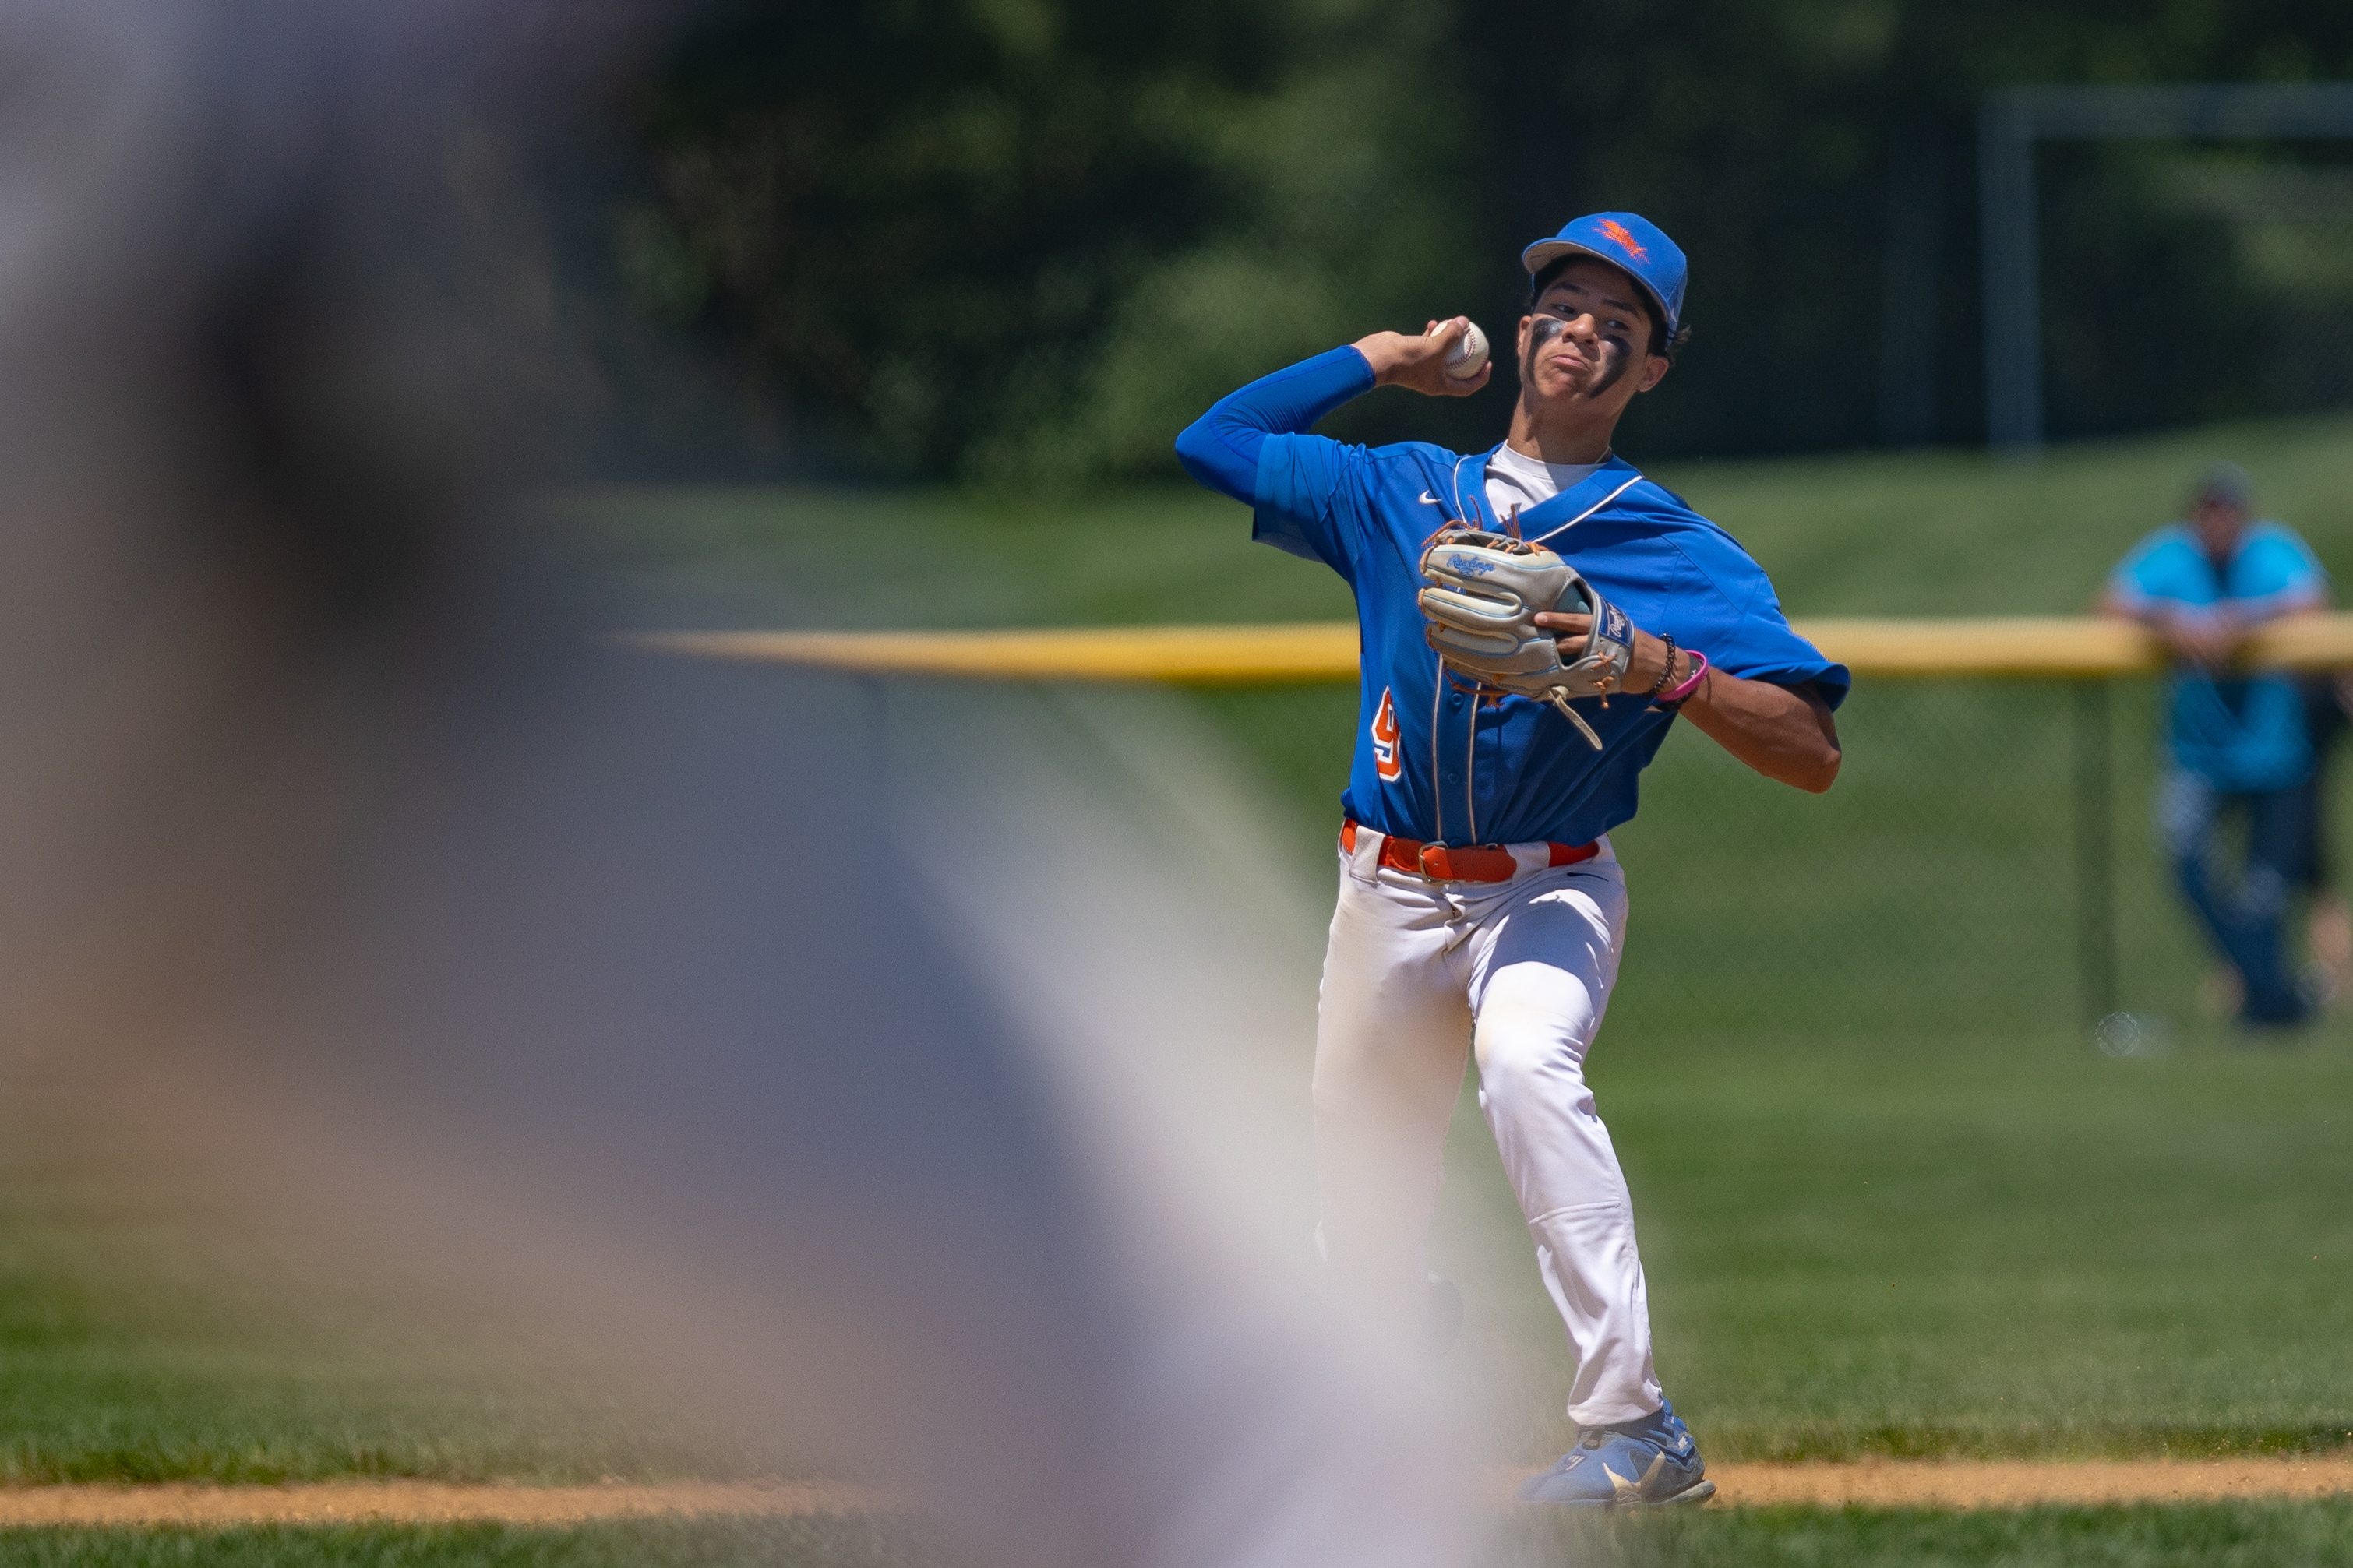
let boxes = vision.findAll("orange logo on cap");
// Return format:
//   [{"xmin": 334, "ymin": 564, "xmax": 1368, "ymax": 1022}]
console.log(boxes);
[{"xmin": 1595, "ymin": 220, "xmax": 1647, "ymax": 261}]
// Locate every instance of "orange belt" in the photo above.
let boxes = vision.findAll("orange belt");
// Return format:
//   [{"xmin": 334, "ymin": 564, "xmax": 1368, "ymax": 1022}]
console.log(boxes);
[{"xmin": 1341, "ymin": 819, "xmax": 1599, "ymax": 883}]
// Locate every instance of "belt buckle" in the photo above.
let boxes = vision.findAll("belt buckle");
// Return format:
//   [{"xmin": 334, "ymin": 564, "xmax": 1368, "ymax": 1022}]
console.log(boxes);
[{"xmin": 1416, "ymin": 843, "xmax": 1455, "ymax": 882}]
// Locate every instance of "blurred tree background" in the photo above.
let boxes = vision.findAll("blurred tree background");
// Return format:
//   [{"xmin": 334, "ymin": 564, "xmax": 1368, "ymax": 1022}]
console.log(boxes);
[{"xmin": 556, "ymin": 0, "xmax": 2353, "ymax": 482}]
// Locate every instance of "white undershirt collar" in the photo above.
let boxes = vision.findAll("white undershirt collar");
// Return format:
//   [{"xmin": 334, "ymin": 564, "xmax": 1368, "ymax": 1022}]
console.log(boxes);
[{"xmin": 1483, "ymin": 443, "xmax": 1609, "ymax": 530}]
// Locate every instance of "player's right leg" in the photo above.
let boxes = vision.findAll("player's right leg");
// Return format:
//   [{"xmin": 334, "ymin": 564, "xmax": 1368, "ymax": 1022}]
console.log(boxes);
[{"xmin": 1311, "ymin": 835, "xmax": 1476, "ymax": 1338}]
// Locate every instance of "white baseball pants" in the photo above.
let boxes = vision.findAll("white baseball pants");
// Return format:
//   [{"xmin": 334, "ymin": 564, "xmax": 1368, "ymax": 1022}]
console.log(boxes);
[{"xmin": 1312, "ymin": 826, "xmax": 1662, "ymax": 1428}]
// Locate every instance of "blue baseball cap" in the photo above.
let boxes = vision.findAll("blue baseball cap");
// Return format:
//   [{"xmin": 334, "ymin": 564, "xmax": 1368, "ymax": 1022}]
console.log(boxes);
[{"xmin": 1521, "ymin": 213, "xmax": 1686, "ymax": 341}]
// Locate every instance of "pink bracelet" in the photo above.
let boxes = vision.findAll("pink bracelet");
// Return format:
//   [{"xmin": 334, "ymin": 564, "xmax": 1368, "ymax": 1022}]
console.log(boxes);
[{"xmin": 1654, "ymin": 649, "xmax": 1709, "ymax": 709}]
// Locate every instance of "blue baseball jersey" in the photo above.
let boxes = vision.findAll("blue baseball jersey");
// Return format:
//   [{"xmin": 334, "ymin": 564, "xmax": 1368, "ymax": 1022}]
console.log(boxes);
[
  {"xmin": 2107, "ymin": 521, "xmax": 2327, "ymax": 791},
  {"xmin": 1176, "ymin": 347, "xmax": 1847, "ymax": 847}
]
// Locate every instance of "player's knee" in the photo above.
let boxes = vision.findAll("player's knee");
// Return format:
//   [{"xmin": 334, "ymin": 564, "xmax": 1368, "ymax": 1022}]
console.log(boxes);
[{"xmin": 1473, "ymin": 997, "xmax": 1594, "ymax": 1107}]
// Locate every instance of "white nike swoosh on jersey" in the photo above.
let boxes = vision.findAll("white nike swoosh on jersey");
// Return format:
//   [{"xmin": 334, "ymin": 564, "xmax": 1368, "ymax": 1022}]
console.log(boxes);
[{"xmin": 1419, "ymin": 492, "xmax": 1442, "ymax": 505}]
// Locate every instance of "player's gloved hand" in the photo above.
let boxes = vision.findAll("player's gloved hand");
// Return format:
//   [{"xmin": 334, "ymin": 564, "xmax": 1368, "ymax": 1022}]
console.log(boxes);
[
  {"xmin": 1533, "ymin": 611, "xmax": 1679, "ymax": 696},
  {"xmin": 1417, "ymin": 527, "xmax": 1632, "ymax": 748},
  {"xmin": 1354, "ymin": 317, "xmax": 1491, "ymax": 398}
]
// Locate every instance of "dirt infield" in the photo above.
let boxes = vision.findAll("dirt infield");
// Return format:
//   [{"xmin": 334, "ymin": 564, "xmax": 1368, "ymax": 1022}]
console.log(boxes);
[
  {"xmin": 1707, "ymin": 1456, "xmax": 2353, "ymax": 1509},
  {"xmin": 0, "ymin": 1459, "xmax": 2348, "ymax": 1527},
  {"xmin": 0, "ymin": 1481, "xmax": 898, "ymax": 1527}
]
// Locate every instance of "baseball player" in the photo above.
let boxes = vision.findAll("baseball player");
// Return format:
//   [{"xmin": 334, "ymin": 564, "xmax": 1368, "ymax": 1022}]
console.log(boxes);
[{"xmin": 1174, "ymin": 213, "xmax": 1847, "ymax": 1506}]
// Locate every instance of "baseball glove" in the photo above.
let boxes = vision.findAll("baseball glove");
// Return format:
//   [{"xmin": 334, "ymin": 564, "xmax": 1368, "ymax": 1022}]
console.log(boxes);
[{"xmin": 1416, "ymin": 527, "xmax": 1634, "ymax": 749}]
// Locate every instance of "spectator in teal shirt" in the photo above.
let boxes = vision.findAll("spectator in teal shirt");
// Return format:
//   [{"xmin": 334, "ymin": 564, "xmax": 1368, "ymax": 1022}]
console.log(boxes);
[{"xmin": 2102, "ymin": 462, "xmax": 2328, "ymax": 1029}]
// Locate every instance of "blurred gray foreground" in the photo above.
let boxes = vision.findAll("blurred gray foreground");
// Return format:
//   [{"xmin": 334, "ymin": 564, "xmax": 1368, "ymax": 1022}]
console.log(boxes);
[{"xmin": 0, "ymin": 5, "xmax": 1469, "ymax": 1564}]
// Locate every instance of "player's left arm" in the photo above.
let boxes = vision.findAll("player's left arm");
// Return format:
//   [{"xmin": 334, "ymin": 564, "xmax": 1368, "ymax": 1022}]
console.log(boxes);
[
  {"xmin": 1531, "ymin": 618, "xmax": 1842, "ymax": 794},
  {"xmin": 1674, "ymin": 667, "xmax": 1841, "ymax": 794}
]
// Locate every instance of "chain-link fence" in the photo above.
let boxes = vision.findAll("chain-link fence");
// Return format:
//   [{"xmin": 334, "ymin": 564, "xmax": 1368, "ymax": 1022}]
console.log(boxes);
[
  {"xmin": 1611, "ymin": 678, "xmax": 2150, "ymax": 1037},
  {"xmin": 1192, "ymin": 673, "xmax": 2353, "ymax": 1044},
  {"xmin": 675, "ymin": 631, "xmax": 2353, "ymax": 1049}
]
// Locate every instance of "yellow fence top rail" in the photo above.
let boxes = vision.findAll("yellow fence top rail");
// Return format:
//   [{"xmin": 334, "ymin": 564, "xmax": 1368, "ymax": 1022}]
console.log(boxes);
[
  {"xmin": 626, "ymin": 624, "xmax": 1360, "ymax": 684},
  {"xmin": 626, "ymin": 615, "xmax": 2353, "ymax": 684}
]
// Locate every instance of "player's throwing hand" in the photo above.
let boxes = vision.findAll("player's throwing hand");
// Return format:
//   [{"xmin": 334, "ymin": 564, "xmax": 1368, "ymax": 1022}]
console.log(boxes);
[{"xmin": 1354, "ymin": 316, "xmax": 1491, "ymax": 398}]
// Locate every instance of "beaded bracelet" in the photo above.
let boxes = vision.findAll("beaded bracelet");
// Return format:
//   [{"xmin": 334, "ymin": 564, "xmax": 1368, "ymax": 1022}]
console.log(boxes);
[
  {"xmin": 1652, "ymin": 649, "xmax": 1710, "ymax": 711},
  {"xmin": 1642, "ymin": 634, "xmax": 1680, "ymax": 700}
]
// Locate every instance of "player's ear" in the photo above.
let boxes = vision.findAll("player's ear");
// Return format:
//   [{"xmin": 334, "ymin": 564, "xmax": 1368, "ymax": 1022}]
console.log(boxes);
[
  {"xmin": 1516, "ymin": 314, "xmax": 1535, "ymax": 357},
  {"xmin": 1636, "ymin": 354, "xmax": 1671, "ymax": 393}
]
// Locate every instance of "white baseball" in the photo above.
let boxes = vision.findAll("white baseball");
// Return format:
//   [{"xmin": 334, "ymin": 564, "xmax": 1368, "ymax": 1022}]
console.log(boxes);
[{"xmin": 1444, "ymin": 319, "xmax": 1489, "ymax": 381}]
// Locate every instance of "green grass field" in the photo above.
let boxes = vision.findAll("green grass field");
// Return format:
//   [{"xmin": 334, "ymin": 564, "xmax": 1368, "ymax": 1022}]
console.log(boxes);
[
  {"xmin": 10, "ymin": 418, "xmax": 2353, "ymax": 1561},
  {"xmin": 0, "ymin": 1517, "xmax": 940, "ymax": 1568},
  {"xmin": 0, "ymin": 1145, "xmax": 786, "ymax": 1485},
  {"xmin": 1497, "ymin": 1500, "xmax": 2353, "ymax": 1566},
  {"xmin": 1440, "ymin": 1024, "xmax": 2353, "ymax": 1464},
  {"xmin": 7, "ymin": 1503, "xmax": 2353, "ymax": 1568}
]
